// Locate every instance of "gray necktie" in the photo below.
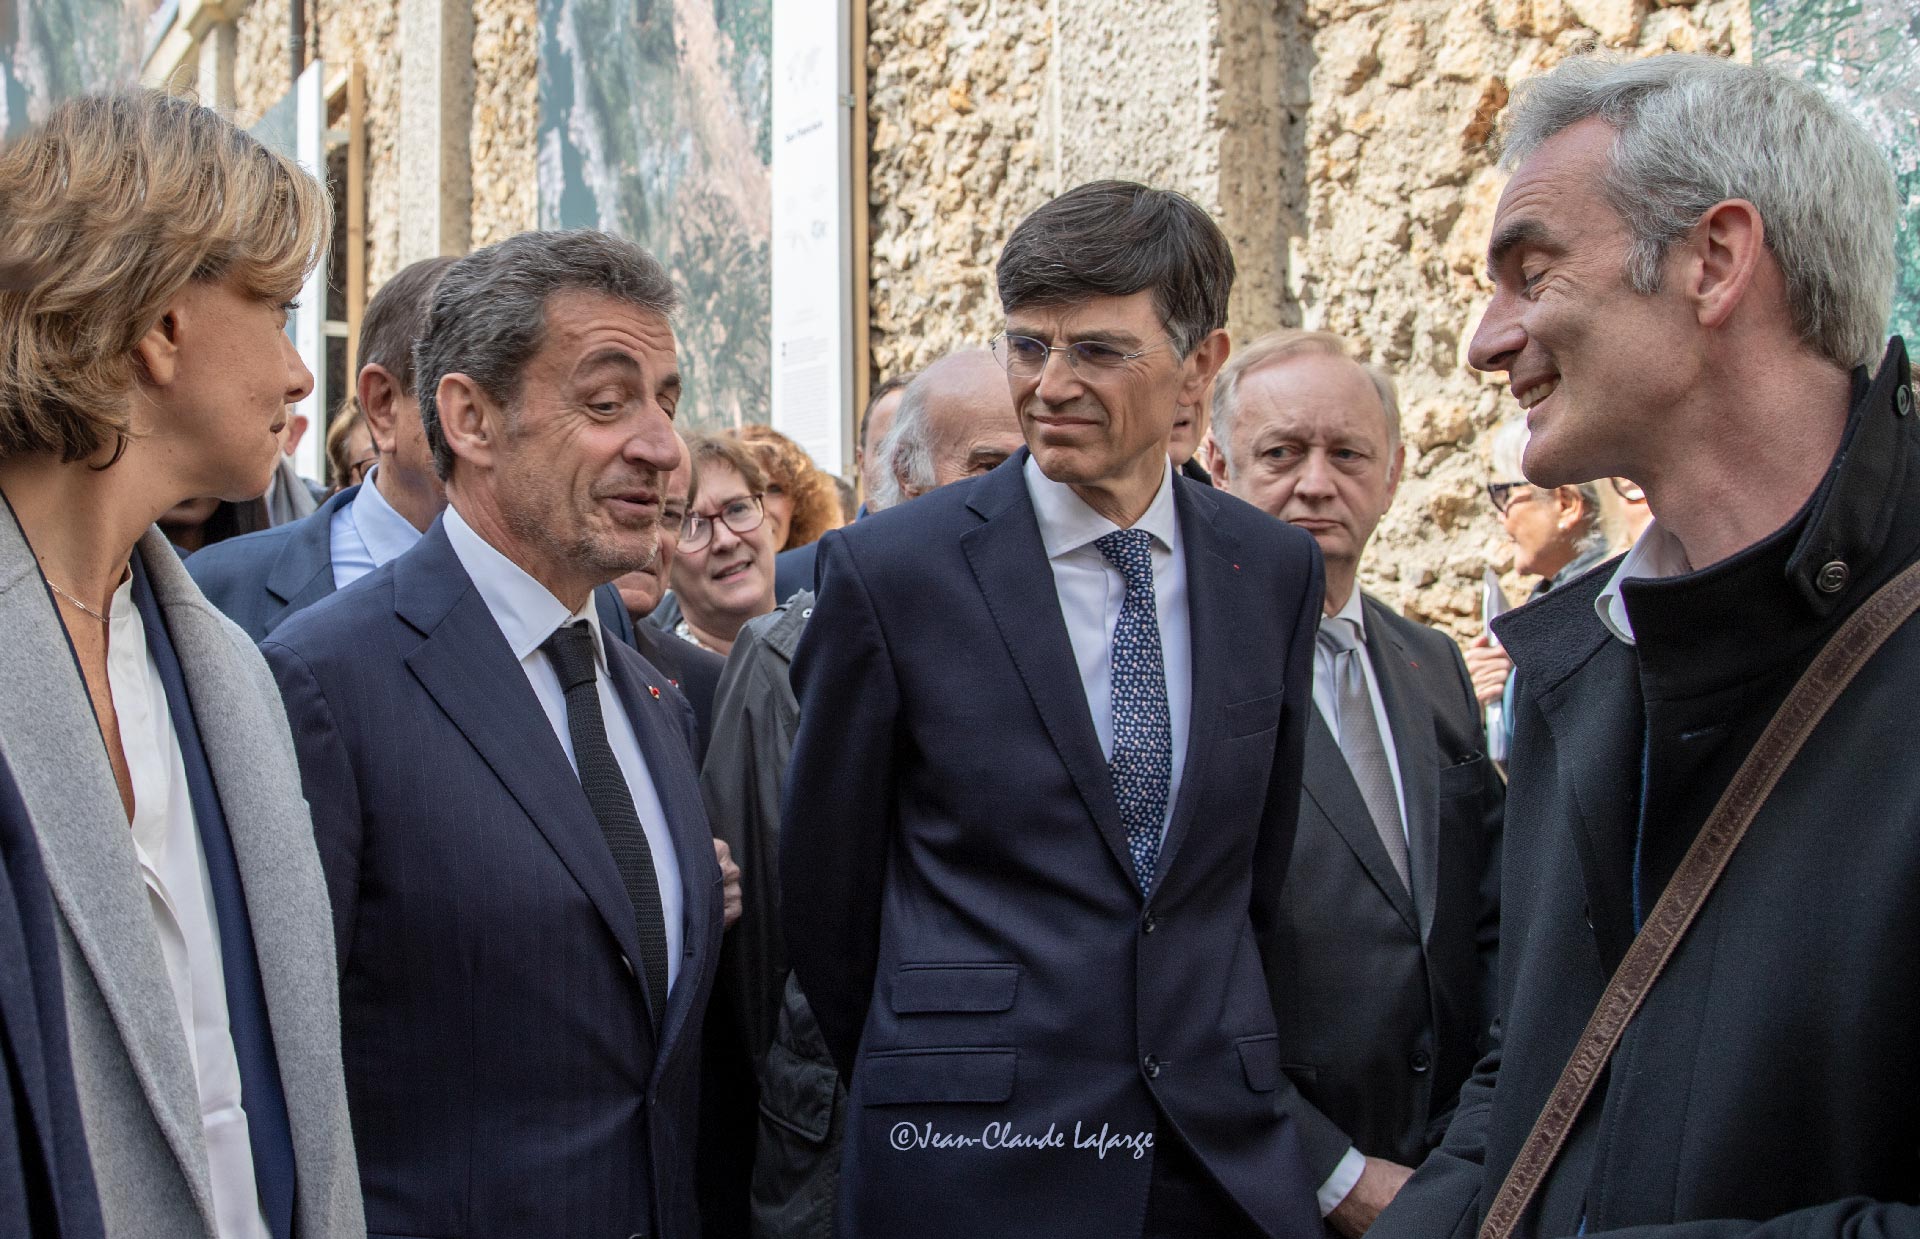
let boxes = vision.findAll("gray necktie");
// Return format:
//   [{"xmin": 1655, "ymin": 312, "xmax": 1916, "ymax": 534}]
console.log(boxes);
[{"xmin": 1318, "ymin": 616, "xmax": 1411, "ymax": 893}]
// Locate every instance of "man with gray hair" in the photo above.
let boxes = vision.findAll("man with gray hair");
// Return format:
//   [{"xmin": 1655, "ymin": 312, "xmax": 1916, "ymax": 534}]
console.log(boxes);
[
  {"xmin": 262, "ymin": 230, "xmax": 725, "ymax": 1239},
  {"xmin": 871, "ymin": 348, "xmax": 1026, "ymax": 508},
  {"xmin": 1206, "ymin": 330, "xmax": 1503, "ymax": 1237},
  {"xmin": 1373, "ymin": 52, "xmax": 1915, "ymax": 1238}
]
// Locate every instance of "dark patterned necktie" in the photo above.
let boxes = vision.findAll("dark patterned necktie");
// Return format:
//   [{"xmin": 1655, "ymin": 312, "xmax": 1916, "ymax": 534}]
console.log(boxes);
[
  {"xmin": 540, "ymin": 620, "xmax": 670, "ymax": 1027},
  {"xmin": 1318, "ymin": 616, "xmax": 1411, "ymax": 893},
  {"xmin": 1095, "ymin": 528, "xmax": 1172, "ymax": 892}
]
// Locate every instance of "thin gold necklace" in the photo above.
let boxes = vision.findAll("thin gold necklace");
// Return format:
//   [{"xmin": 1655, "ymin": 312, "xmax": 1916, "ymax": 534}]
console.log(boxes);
[{"xmin": 45, "ymin": 576, "xmax": 111, "ymax": 624}]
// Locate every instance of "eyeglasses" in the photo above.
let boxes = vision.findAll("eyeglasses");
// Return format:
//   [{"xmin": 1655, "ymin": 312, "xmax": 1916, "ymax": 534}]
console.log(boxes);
[
  {"xmin": 990, "ymin": 332, "xmax": 1165, "ymax": 378},
  {"xmin": 348, "ymin": 455, "xmax": 376, "ymax": 486},
  {"xmin": 1610, "ymin": 477, "xmax": 1646, "ymax": 503},
  {"xmin": 681, "ymin": 494, "xmax": 765, "ymax": 552},
  {"xmin": 1487, "ymin": 481, "xmax": 1534, "ymax": 515}
]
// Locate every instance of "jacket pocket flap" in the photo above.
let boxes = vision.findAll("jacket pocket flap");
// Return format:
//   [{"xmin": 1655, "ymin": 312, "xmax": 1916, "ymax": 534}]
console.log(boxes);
[
  {"xmin": 890, "ymin": 963, "xmax": 1019, "ymax": 1014},
  {"xmin": 1223, "ymin": 691, "xmax": 1284, "ymax": 738},
  {"xmin": 1236, "ymin": 1034, "xmax": 1281, "ymax": 1092},
  {"xmin": 861, "ymin": 1049, "xmax": 1017, "ymax": 1106},
  {"xmin": 758, "ymin": 1036, "xmax": 842, "ymax": 1144}
]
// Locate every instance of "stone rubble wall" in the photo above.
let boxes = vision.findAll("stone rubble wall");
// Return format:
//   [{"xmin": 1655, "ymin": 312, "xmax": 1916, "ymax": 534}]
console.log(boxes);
[
  {"xmin": 236, "ymin": 0, "xmax": 408, "ymax": 289},
  {"xmin": 865, "ymin": 0, "xmax": 1750, "ymax": 638},
  {"xmin": 1300, "ymin": 0, "xmax": 1749, "ymax": 634},
  {"xmin": 469, "ymin": 0, "xmax": 539, "ymax": 252},
  {"xmin": 222, "ymin": 0, "xmax": 1753, "ymax": 638}
]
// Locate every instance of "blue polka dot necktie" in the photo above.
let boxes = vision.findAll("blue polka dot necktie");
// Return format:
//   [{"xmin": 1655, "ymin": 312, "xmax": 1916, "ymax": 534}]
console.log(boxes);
[{"xmin": 1096, "ymin": 528, "xmax": 1172, "ymax": 892}]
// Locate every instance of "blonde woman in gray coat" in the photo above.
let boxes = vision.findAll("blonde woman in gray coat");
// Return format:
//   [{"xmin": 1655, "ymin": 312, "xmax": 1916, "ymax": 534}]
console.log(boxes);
[{"xmin": 0, "ymin": 92, "xmax": 363, "ymax": 1239}]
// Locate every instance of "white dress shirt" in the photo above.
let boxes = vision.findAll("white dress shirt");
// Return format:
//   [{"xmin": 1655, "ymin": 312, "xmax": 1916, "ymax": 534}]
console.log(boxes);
[
  {"xmin": 1595, "ymin": 518, "xmax": 1693, "ymax": 646},
  {"xmin": 442, "ymin": 505, "xmax": 686, "ymax": 989},
  {"xmin": 1311, "ymin": 587, "xmax": 1408, "ymax": 837},
  {"xmin": 108, "ymin": 579, "xmax": 270, "ymax": 1239},
  {"xmin": 328, "ymin": 466, "xmax": 425, "ymax": 590},
  {"xmin": 1308, "ymin": 587, "xmax": 1410, "ymax": 1216},
  {"xmin": 1022, "ymin": 455, "xmax": 1191, "ymax": 840}
]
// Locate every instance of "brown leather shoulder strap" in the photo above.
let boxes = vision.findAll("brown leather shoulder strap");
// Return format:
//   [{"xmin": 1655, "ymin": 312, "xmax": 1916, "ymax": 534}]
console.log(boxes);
[{"xmin": 1479, "ymin": 556, "xmax": 1920, "ymax": 1239}]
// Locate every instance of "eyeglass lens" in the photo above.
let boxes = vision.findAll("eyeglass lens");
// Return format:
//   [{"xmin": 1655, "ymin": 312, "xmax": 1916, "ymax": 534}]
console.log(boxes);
[
  {"xmin": 681, "ymin": 495, "xmax": 764, "ymax": 550},
  {"xmin": 993, "ymin": 333, "xmax": 1139, "ymax": 376}
]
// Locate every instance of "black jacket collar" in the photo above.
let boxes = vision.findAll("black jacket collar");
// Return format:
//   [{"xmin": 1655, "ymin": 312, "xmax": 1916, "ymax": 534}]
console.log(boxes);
[{"xmin": 1497, "ymin": 338, "xmax": 1915, "ymax": 700}]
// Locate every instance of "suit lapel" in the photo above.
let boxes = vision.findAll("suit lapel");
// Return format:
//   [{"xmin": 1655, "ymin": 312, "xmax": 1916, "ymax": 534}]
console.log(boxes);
[
  {"xmin": 396, "ymin": 527, "xmax": 649, "ymax": 977},
  {"xmin": 603, "ymin": 647, "xmax": 714, "ymax": 1055},
  {"xmin": 1364, "ymin": 600, "xmax": 1440, "ymax": 941},
  {"xmin": 261, "ymin": 485, "xmax": 352, "ymax": 633},
  {"xmin": 1301, "ymin": 710, "xmax": 1420, "ymax": 934},
  {"xmin": 960, "ymin": 462, "xmax": 1133, "ymax": 884},
  {"xmin": 1152, "ymin": 480, "xmax": 1234, "ymax": 882},
  {"xmin": 0, "ymin": 509, "xmax": 216, "ymax": 1230},
  {"xmin": 1496, "ymin": 584, "xmax": 1643, "ymax": 967},
  {"xmin": 1532, "ymin": 639, "xmax": 1644, "ymax": 969}
]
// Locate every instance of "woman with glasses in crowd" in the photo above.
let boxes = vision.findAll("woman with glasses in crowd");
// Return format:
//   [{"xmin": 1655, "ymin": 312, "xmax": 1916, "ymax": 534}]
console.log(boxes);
[{"xmin": 655, "ymin": 433, "xmax": 780, "ymax": 655}]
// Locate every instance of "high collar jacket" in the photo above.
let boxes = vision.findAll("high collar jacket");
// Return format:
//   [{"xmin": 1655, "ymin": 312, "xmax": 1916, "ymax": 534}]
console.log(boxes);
[{"xmin": 1371, "ymin": 339, "xmax": 1920, "ymax": 1239}]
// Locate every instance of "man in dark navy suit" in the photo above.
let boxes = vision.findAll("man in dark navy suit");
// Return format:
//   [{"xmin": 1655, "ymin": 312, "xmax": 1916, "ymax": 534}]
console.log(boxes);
[
  {"xmin": 262, "ymin": 230, "xmax": 724, "ymax": 1239},
  {"xmin": 187, "ymin": 256, "xmax": 643, "ymax": 653},
  {"xmin": 781, "ymin": 181, "xmax": 1326, "ymax": 1238}
]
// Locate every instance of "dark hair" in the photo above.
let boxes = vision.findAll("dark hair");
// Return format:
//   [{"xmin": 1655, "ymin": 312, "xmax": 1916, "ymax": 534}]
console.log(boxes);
[
  {"xmin": 415, "ymin": 229, "xmax": 679, "ymax": 478},
  {"xmin": 995, "ymin": 180, "xmax": 1235, "ymax": 357},
  {"xmin": 359, "ymin": 254, "xmax": 456, "ymax": 392}
]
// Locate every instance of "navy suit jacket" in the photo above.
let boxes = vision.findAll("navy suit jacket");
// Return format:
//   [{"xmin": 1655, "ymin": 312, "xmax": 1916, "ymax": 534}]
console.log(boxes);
[
  {"xmin": 772, "ymin": 540, "xmax": 819, "ymax": 605},
  {"xmin": 631, "ymin": 622, "xmax": 724, "ymax": 763},
  {"xmin": 0, "ymin": 753, "xmax": 104, "ymax": 1239},
  {"xmin": 261, "ymin": 519, "xmax": 724, "ymax": 1239},
  {"xmin": 187, "ymin": 483, "xmax": 641, "ymax": 649},
  {"xmin": 780, "ymin": 451, "xmax": 1325, "ymax": 1238}
]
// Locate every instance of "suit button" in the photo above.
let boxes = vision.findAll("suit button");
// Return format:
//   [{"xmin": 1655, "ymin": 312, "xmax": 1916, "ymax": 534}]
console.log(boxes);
[
  {"xmin": 1142, "ymin": 912, "xmax": 1158, "ymax": 934},
  {"xmin": 1142, "ymin": 1054, "xmax": 1162, "ymax": 1078},
  {"xmin": 1410, "ymin": 1050, "xmax": 1431, "ymax": 1074},
  {"xmin": 621, "ymin": 955, "xmax": 635, "ymax": 977},
  {"xmin": 1817, "ymin": 560, "xmax": 1849, "ymax": 594}
]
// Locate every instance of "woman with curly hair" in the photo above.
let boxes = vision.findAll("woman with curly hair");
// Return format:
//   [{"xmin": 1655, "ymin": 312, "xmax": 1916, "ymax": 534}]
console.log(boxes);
[{"xmin": 730, "ymin": 423, "xmax": 843, "ymax": 551}]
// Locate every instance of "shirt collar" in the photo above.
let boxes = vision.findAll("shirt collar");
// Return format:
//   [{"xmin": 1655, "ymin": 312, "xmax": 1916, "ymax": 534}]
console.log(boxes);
[
  {"xmin": 1595, "ymin": 519, "xmax": 1692, "ymax": 646},
  {"xmin": 1022, "ymin": 454, "xmax": 1179, "ymax": 559},
  {"xmin": 442, "ymin": 503, "xmax": 605, "ymax": 667},
  {"xmin": 351, "ymin": 466, "xmax": 427, "ymax": 569},
  {"xmin": 1325, "ymin": 583, "xmax": 1367, "ymax": 637}
]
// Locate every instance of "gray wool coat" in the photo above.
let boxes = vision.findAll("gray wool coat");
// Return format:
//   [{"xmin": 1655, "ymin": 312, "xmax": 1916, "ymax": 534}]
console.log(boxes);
[{"xmin": 0, "ymin": 506, "xmax": 363, "ymax": 1239}]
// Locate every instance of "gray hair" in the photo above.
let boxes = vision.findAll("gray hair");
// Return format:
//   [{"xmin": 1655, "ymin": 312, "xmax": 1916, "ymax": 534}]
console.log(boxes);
[
  {"xmin": 868, "ymin": 374, "xmax": 938, "ymax": 511},
  {"xmin": 1210, "ymin": 329, "xmax": 1400, "ymax": 473},
  {"xmin": 1489, "ymin": 415, "xmax": 1606, "ymax": 556},
  {"xmin": 1498, "ymin": 52, "xmax": 1896, "ymax": 369},
  {"xmin": 415, "ymin": 229, "xmax": 680, "ymax": 478}
]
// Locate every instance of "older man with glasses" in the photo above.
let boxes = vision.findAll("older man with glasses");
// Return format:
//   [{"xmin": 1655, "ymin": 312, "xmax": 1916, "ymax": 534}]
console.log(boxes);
[
  {"xmin": 1466, "ymin": 416, "xmax": 1611, "ymax": 733},
  {"xmin": 780, "ymin": 180, "xmax": 1326, "ymax": 1238}
]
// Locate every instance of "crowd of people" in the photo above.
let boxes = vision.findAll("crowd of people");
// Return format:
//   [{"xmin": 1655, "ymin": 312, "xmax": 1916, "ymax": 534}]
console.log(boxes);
[{"xmin": 0, "ymin": 45, "xmax": 1914, "ymax": 1239}]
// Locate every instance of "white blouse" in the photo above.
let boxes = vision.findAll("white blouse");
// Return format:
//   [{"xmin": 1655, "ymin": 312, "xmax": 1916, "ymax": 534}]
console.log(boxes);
[{"xmin": 107, "ymin": 576, "xmax": 269, "ymax": 1239}]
